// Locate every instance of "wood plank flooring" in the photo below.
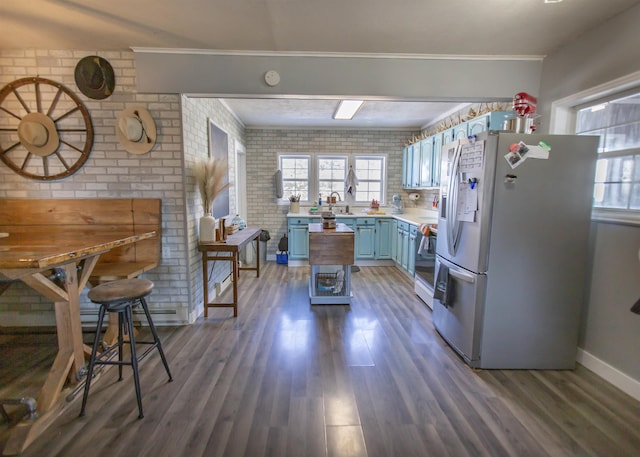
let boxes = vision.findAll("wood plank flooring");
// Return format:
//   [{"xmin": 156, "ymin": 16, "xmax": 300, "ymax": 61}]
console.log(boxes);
[{"xmin": 1, "ymin": 263, "xmax": 639, "ymax": 456}]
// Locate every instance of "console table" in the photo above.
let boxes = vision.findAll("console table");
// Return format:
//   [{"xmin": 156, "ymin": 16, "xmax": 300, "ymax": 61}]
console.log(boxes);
[{"xmin": 198, "ymin": 226, "xmax": 261, "ymax": 317}]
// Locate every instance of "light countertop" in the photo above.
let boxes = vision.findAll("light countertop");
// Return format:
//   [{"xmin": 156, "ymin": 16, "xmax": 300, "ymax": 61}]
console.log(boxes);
[{"xmin": 287, "ymin": 209, "xmax": 438, "ymax": 226}]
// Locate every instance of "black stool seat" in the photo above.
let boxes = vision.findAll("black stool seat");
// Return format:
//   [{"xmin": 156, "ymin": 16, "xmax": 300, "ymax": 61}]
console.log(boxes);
[{"xmin": 80, "ymin": 278, "xmax": 172, "ymax": 419}]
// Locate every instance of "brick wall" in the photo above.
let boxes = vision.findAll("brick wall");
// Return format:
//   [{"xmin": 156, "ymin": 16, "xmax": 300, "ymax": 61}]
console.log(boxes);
[
  {"xmin": 0, "ymin": 49, "xmax": 191, "ymax": 325},
  {"xmin": 245, "ymin": 129, "xmax": 420, "ymax": 259},
  {"xmin": 181, "ymin": 96, "xmax": 246, "ymax": 320}
]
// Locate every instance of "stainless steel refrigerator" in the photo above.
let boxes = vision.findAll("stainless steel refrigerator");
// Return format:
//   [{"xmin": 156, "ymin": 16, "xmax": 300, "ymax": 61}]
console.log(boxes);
[{"xmin": 433, "ymin": 131, "xmax": 598, "ymax": 369}]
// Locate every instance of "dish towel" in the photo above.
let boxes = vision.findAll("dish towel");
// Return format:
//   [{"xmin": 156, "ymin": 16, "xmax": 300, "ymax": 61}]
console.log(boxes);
[
  {"xmin": 418, "ymin": 234, "xmax": 429, "ymax": 255},
  {"xmin": 433, "ymin": 265, "xmax": 451, "ymax": 307},
  {"xmin": 344, "ymin": 166, "xmax": 359, "ymax": 197},
  {"xmin": 275, "ymin": 169, "xmax": 283, "ymax": 199}
]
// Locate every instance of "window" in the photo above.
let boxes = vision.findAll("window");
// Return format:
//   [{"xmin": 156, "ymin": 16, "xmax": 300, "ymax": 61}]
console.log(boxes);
[
  {"xmin": 278, "ymin": 153, "xmax": 386, "ymax": 205},
  {"xmin": 575, "ymin": 91, "xmax": 640, "ymax": 211},
  {"xmin": 280, "ymin": 155, "xmax": 310, "ymax": 201},
  {"xmin": 318, "ymin": 156, "xmax": 347, "ymax": 199},
  {"xmin": 354, "ymin": 156, "xmax": 385, "ymax": 203}
]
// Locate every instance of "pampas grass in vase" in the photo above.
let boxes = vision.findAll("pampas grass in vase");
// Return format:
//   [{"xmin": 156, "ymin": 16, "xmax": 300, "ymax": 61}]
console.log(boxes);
[{"xmin": 194, "ymin": 158, "xmax": 229, "ymax": 242}]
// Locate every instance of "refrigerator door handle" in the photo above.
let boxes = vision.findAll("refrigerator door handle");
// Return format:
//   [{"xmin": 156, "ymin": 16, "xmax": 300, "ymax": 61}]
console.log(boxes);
[{"xmin": 446, "ymin": 142, "xmax": 463, "ymax": 256}]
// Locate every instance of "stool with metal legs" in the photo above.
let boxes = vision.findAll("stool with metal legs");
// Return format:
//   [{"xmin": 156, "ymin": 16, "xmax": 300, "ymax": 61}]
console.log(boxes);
[{"xmin": 79, "ymin": 278, "xmax": 172, "ymax": 419}]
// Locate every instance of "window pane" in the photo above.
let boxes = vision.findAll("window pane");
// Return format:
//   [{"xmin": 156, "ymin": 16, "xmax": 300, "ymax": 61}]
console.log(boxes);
[
  {"xmin": 594, "ymin": 183, "xmax": 632, "ymax": 209},
  {"xmin": 609, "ymin": 93, "xmax": 640, "ymax": 125},
  {"xmin": 576, "ymin": 105, "xmax": 610, "ymax": 133},
  {"xmin": 630, "ymin": 184, "xmax": 640, "ymax": 209},
  {"xmin": 602, "ymin": 123, "xmax": 640, "ymax": 152},
  {"xmin": 595, "ymin": 155, "xmax": 635, "ymax": 183},
  {"xmin": 354, "ymin": 157, "xmax": 384, "ymax": 203},
  {"xmin": 318, "ymin": 157, "xmax": 346, "ymax": 201},
  {"xmin": 280, "ymin": 155, "xmax": 310, "ymax": 201}
]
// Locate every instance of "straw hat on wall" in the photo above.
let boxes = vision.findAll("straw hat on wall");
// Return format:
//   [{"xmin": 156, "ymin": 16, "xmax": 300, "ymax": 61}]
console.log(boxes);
[
  {"xmin": 17, "ymin": 112, "xmax": 59, "ymax": 156},
  {"xmin": 116, "ymin": 106, "xmax": 157, "ymax": 154}
]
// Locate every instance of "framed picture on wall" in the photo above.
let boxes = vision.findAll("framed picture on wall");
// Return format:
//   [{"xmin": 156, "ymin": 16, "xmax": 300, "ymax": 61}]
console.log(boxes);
[{"xmin": 208, "ymin": 119, "xmax": 230, "ymax": 219}]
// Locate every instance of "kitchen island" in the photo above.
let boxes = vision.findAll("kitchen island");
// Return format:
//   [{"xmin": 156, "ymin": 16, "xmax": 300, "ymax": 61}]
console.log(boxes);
[{"xmin": 308, "ymin": 222, "xmax": 354, "ymax": 304}]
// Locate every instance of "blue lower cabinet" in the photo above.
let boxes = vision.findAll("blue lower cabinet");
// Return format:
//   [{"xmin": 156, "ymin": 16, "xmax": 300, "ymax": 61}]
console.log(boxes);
[
  {"xmin": 356, "ymin": 218, "xmax": 376, "ymax": 259},
  {"xmin": 375, "ymin": 219, "xmax": 393, "ymax": 259},
  {"xmin": 391, "ymin": 219, "xmax": 398, "ymax": 262},
  {"xmin": 288, "ymin": 217, "xmax": 311, "ymax": 260},
  {"xmin": 407, "ymin": 224, "xmax": 418, "ymax": 276}
]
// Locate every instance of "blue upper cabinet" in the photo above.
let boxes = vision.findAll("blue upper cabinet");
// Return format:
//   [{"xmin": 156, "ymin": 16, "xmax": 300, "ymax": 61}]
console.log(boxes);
[
  {"xmin": 410, "ymin": 141, "xmax": 421, "ymax": 189},
  {"xmin": 468, "ymin": 111, "xmax": 515, "ymax": 136},
  {"xmin": 442, "ymin": 128, "xmax": 454, "ymax": 145},
  {"xmin": 401, "ymin": 145, "xmax": 410, "ymax": 188},
  {"xmin": 402, "ymin": 112, "xmax": 514, "ymax": 190},
  {"xmin": 432, "ymin": 132, "xmax": 443, "ymax": 188},
  {"xmin": 419, "ymin": 137, "xmax": 433, "ymax": 188},
  {"xmin": 453, "ymin": 122, "xmax": 468, "ymax": 140}
]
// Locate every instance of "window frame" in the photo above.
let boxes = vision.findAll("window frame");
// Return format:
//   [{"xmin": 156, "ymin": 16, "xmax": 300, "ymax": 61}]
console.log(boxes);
[
  {"xmin": 317, "ymin": 155, "xmax": 348, "ymax": 201},
  {"xmin": 277, "ymin": 152, "xmax": 387, "ymax": 206},
  {"xmin": 550, "ymin": 71, "xmax": 640, "ymax": 225},
  {"xmin": 279, "ymin": 154, "xmax": 311, "ymax": 203},
  {"xmin": 353, "ymin": 155, "xmax": 386, "ymax": 204}
]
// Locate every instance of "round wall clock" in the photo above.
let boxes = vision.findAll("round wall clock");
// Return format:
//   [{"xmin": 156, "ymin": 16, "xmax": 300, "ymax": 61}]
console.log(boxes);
[{"xmin": 0, "ymin": 77, "xmax": 94, "ymax": 181}]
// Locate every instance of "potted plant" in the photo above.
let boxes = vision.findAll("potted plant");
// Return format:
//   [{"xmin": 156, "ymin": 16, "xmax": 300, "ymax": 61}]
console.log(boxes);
[{"xmin": 194, "ymin": 158, "xmax": 229, "ymax": 242}]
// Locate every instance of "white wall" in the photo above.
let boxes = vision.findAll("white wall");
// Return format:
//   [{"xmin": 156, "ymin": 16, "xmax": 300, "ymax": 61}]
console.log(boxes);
[
  {"xmin": 134, "ymin": 50, "xmax": 542, "ymax": 102},
  {"xmin": 538, "ymin": 3, "xmax": 640, "ymax": 392}
]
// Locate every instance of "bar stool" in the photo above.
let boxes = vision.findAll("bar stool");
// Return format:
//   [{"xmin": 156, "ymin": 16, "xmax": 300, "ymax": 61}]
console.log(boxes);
[{"xmin": 79, "ymin": 278, "xmax": 172, "ymax": 419}]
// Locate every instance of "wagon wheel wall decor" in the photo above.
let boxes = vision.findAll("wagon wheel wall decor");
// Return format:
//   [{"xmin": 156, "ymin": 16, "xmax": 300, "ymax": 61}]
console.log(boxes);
[{"xmin": 0, "ymin": 77, "xmax": 94, "ymax": 181}]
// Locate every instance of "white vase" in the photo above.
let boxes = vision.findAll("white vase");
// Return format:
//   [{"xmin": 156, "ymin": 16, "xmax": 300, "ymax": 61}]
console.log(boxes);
[{"xmin": 199, "ymin": 214, "xmax": 216, "ymax": 242}]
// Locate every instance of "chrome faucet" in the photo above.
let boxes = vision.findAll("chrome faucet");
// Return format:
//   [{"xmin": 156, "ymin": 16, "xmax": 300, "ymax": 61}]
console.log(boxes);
[{"xmin": 328, "ymin": 191, "xmax": 341, "ymax": 211}]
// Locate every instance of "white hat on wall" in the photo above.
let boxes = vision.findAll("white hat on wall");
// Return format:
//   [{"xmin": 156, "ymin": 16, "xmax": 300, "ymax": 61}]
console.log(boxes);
[{"xmin": 116, "ymin": 105, "xmax": 156, "ymax": 154}]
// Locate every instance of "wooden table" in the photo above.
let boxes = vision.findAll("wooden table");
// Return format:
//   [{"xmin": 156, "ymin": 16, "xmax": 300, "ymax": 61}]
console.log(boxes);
[
  {"xmin": 0, "ymin": 228, "xmax": 157, "ymax": 455},
  {"xmin": 198, "ymin": 226, "xmax": 261, "ymax": 317}
]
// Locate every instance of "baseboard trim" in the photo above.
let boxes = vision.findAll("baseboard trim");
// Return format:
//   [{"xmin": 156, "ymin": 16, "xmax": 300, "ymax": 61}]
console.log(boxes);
[
  {"xmin": 576, "ymin": 348, "xmax": 640, "ymax": 401},
  {"xmin": 215, "ymin": 274, "xmax": 233, "ymax": 296}
]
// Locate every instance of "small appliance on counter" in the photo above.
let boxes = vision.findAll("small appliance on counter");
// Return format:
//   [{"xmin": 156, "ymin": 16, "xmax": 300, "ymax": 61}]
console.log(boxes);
[
  {"xmin": 321, "ymin": 211, "xmax": 336, "ymax": 229},
  {"xmin": 391, "ymin": 194, "xmax": 403, "ymax": 214}
]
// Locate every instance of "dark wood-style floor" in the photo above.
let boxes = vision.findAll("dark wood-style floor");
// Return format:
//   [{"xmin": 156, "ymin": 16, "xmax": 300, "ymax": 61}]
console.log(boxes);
[{"xmin": 1, "ymin": 263, "xmax": 639, "ymax": 457}]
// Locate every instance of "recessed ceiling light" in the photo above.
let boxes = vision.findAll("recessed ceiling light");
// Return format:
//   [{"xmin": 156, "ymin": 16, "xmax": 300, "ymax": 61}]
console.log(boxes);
[
  {"xmin": 544, "ymin": 0, "xmax": 563, "ymax": 3},
  {"xmin": 333, "ymin": 100, "xmax": 364, "ymax": 120}
]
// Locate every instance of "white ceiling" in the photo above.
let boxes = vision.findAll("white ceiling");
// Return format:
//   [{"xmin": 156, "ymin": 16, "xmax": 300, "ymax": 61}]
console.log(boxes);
[{"xmin": 2, "ymin": 0, "xmax": 639, "ymax": 128}]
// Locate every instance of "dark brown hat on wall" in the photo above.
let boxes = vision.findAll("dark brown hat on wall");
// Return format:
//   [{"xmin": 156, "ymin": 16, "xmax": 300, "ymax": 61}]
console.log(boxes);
[{"xmin": 74, "ymin": 55, "xmax": 115, "ymax": 100}]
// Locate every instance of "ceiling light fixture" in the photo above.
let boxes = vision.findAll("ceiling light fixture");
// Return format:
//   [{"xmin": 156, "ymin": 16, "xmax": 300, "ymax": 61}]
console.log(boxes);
[
  {"xmin": 544, "ymin": 0, "xmax": 563, "ymax": 3},
  {"xmin": 333, "ymin": 100, "xmax": 364, "ymax": 120}
]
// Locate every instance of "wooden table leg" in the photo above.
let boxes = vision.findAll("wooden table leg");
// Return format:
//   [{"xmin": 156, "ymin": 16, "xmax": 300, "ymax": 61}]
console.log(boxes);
[
  {"xmin": 256, "ymin": 236, "xmax": 260, "ymax": 277},
  {"xmin": 202, "ymin": 252, "xmax": 209, "ymax": 318},
  {"xmin": 232, "ymin": 252, "xmax": 238, "ymax": 317},
  {"xmin": 3, "ymin": 261, "xmax": 86, "ymax": 455}
]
